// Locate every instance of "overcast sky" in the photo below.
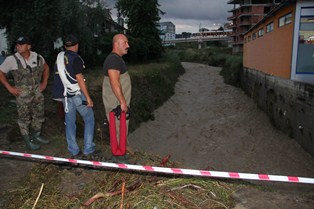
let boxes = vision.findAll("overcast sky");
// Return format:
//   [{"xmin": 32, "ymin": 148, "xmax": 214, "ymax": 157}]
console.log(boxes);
[{"xmin": 106, "ymin": 0, "xmax": 233, "ymax": 34}]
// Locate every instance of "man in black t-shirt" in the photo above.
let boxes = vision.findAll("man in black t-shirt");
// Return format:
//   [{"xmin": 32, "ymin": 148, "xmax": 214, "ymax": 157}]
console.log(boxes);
[{"xmin": 102, "ymin": 34, "xmax": 131, "ymax": 163}]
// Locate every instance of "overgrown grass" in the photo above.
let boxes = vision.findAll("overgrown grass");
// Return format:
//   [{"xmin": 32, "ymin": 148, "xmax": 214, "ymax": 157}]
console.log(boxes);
[
  {"xmin": 2, "ymin": 154, "xmax": 238, "ymax": 209},
  {"xmin": 220, "ymin": 55, "xmax": 243, "ymax": 87},
  {"xmin": 129, "ymin": 52, "xmax": 184, "ymax": 131}
]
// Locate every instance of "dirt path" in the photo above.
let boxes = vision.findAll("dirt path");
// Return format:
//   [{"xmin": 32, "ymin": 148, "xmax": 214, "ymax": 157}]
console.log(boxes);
[{"xmin": 129, "ymin": 62, "xmax": 314, "ymax": 209}]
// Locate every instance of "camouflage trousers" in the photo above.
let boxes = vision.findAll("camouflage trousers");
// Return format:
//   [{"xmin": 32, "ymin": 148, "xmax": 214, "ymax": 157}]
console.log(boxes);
[{"xmin": 16, "ymin": 86, "xmax": 45, "ymax": 136}]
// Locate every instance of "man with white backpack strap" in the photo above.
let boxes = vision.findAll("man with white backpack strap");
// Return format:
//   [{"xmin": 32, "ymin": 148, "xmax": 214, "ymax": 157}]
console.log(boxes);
[{"xmin": 52, "ymin": 34, "xmax": 96, "ymax": 159}]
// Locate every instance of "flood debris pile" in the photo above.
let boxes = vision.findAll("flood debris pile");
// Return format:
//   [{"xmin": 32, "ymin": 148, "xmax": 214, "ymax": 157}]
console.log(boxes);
[{"xmin": 2, "ymin": 151, "xmax": 236, "ymax": 209}]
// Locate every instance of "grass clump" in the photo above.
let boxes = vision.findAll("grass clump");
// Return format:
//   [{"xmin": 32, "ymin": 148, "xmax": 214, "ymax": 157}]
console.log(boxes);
[
  {"xmin": 2, "ymin": 152, "xmax": 237, "ymax": 209},
  {"xmin": 219, "ymin": 55, "xmax": 243, "ymax": 87}
]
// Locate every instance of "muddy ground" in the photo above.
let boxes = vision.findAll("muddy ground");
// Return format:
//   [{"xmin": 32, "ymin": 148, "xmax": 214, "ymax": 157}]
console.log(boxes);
[
  {"xmin": 129, "ymin": 62, "xmax": 314, "ymax": 209},
  {"xmin": 0, "ymin": 62, "xmax": 314, "ymax": 208}
]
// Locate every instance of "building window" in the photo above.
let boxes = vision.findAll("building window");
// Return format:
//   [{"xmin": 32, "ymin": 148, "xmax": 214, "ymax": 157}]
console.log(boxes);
[
  {"xmin": 252, "ymin": 32, "xmax": 256, "ymax": 40},
  {"xmin": 258, "ymin": 28, "xmax": 264, "ymax": 37},
  {"xmin": 248, "ymin": 35, "xmax": 251, "ymax": 41},
  {"xmin": 286, "ymin": 13, "xmax": 292, "ymax": 24},
  {"xmin": 279, "ymin": 12, "xmax": 292, "ymax": 27},
  {"xmin": 266, "ymin": 22, "xmax": 274, "ymax": 33}
]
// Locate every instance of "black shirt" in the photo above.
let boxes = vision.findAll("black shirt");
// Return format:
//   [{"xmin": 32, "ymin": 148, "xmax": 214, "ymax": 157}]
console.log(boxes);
[{"xmin": 103, "ymin": 53, "xmax": 127, "ymax": 76}]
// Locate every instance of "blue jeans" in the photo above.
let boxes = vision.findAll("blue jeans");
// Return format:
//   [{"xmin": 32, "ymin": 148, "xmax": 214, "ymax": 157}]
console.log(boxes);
[{"xmin": 62, "ymin": 94, "xmax": 95, "ymax": 156}]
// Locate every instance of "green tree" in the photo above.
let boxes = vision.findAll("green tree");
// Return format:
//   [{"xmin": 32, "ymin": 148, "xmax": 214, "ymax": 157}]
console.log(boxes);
[
  {"xmin": 0, "ymin": 0, "xmax": 113, "ymax": 66},
  {"xmin": 116, "ymin": 0, "xmax": 164, "ymax": 60}
]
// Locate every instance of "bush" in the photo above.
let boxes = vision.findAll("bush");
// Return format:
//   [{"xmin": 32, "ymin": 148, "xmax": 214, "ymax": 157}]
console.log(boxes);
[
  {"xmin": 220, "ymin": 55, "xmax": 243, "ymax": 87},
  {"xmin": 175, "ymin": 46, "xmax": 242, "ymax": 88},
  {"xmin": 208, "ymin": 53, "xmax": 227, "ymax": 67},
  {"xmin": 177, "ymin": 47, "xmax": 231, "ymax": 67},
  {"xmin": 128, "ymin": 51, "xmax": 185, "ymax": 132}
]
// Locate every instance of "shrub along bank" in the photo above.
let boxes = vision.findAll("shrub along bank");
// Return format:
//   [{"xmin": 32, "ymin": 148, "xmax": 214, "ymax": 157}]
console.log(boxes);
[
  {"xmin": 177, "ymin": 47, "xmax": 243, "ymax": 87},
  {"xmin": 128, "ymin": 52, "xmax": 185, "ymax": 132}
]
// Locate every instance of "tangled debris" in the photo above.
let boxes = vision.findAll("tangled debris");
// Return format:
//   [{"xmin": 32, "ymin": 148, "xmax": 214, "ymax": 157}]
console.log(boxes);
[{"xmin": 2, "ymin": 151, "xmax": 237, "ymax": 209}]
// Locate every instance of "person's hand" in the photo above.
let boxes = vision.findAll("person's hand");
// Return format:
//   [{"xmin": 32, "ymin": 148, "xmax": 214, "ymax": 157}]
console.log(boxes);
[
  {"xmin": 39, "ymin": 81, "xmax": 47, "ymax": 92},
  {"xmin": 120, "ymin": 103, "xmax": 128, "ymax": 112},
  {"xmin": 8, "ymin": 86, "xmax": 22, "ymax": 97},
  {"xmin": 86, "ymin": 97, "xmax": 94, "ymax": 108}
]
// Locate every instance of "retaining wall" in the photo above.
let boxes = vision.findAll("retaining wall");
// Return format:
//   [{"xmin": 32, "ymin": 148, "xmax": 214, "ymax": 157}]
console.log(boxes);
[{"xmin": 241, "ymin": 67, "xmax": 314, "ymax": 157}]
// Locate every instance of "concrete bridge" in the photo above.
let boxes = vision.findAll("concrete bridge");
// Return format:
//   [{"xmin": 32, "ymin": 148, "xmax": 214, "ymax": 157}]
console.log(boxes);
[
  {"xmin": 162, "ymin": 35, "xmax": 229, "ymax": 44},
  {"xmin": 162, "ymin": 35, "xmax": 231, "ymax": 48}
]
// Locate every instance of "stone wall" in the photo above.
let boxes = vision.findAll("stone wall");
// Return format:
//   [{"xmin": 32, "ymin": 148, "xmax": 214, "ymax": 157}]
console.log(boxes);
[{"xmin": 241, "ymin": 67, "xmax": 314, "ymax": 157}]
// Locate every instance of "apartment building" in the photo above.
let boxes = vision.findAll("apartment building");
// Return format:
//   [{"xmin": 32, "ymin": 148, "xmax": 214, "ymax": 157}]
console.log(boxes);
[
  {"xmin": 227, "ymin": 0, "xmax": 282, "ymax": 53},
  {"xmin": 158, "ymin": 21, "xmax": 176, "ymax": 46}
]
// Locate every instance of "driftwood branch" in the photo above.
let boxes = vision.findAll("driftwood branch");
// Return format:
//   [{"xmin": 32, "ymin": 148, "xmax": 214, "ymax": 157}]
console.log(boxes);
[{"xmin": 32, "ymin": 183, "xmax": 44, "ymax": 209}]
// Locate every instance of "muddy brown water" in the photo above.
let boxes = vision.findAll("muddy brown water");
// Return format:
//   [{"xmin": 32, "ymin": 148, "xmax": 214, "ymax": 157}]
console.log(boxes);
[{"xmin": 129, "ymin": 62, "xmax": 314, "ymax": 209}]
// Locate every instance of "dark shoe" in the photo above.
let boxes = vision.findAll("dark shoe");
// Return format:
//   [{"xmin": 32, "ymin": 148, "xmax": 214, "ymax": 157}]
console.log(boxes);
[
  {"xmin": 109, "ymin": 155, "xmax": 119, "ymax": 163},
  {"xmin": 84, "ymin": 150, "xmax": 103, "ymax": 161},
  {"xmin": 68, "ymin": 151, "xmax": 82, "ymax": 159},
  {"xmin": 119, "ymin": 155, "xmax": 129, "ymax": 164},
  {"xmin": 32, "ymin": 132, "xmax": 50, "ymax": 144},
  {"xmin": 61, "ymin": 151, "xmax": 81, "ymax": 170},
  {"xmin": 110, "ymin": 155, "xmax": 128, "ymax": 164},
  {"xmin": 23, "ymin": 135, "xmax": 40, "ymax": 150}
]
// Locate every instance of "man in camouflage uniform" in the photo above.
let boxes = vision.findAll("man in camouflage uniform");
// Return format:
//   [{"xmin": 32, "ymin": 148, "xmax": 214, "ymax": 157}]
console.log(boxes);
[{"xmin": 0, "ymin": 36, "xmax": 50, "ymax": 150}]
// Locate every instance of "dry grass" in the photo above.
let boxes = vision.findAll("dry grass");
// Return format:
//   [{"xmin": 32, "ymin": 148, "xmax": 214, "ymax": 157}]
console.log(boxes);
[{"xmin": 2, "ymin": 151, "xmax": 237, "ymax": 209}]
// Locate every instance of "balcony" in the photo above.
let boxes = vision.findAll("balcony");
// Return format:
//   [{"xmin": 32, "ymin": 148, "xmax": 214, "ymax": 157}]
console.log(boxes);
[
  {"xmin": 228, "ymin": 15, "xmax": 237, "ymax": 21},
  {"xmin": 238, "ymin": 20, "xmax": 253, "ymax": 26},
  {"xmin": 227, "ymin": 0, "xmax": 241, "ymax": 3}
]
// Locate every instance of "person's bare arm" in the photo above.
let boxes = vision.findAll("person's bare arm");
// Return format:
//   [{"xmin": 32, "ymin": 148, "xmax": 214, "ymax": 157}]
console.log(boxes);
[
  {"xmin": 0, "ymin": 70, "xmax": 21, "ymax": 96},
  {"xmin": 76, "ymin": 73, "xmax": 93, "ymax": 107},
  {"xmin": 108, "ymin": 69, "xmax": 128, "ymax": 112},
  {"xmin": 40, "ymin": 63, "xmax": 49, "ymax": 92}
]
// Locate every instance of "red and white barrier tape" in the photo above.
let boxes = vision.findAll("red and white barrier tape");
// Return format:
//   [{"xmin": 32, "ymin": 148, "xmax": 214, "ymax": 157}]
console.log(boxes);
[{"xmin": 1, "ymin": 150, "xmax": 314, "ymax": 184}]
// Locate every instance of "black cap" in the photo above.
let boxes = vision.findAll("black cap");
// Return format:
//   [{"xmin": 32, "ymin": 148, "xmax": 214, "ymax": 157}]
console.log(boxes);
[
  {"xmin": 63, "ymin": 34, "xmax": 79, "ymax": 47},
  {"xmin": 16, "ymin": 36, "xmax": 31, "ymax": 45}
]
